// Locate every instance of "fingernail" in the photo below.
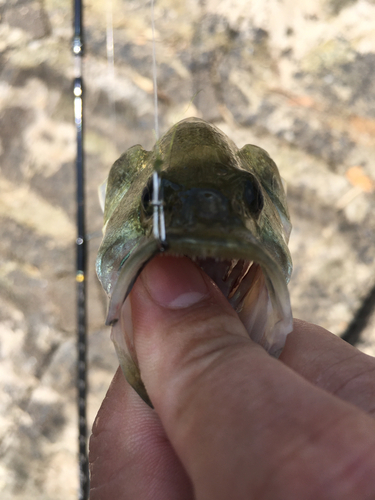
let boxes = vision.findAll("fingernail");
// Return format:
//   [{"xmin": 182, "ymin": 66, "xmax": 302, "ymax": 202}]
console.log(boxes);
[{"xmin": 141, "ymin": 256, "xmax": 210, "ymax": 309}]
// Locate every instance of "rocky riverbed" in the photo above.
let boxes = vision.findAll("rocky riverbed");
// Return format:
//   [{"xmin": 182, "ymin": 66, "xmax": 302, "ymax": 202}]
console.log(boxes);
[{"xmin": 0, "ymin": 0, "xmax": 374, "ymax": 497}]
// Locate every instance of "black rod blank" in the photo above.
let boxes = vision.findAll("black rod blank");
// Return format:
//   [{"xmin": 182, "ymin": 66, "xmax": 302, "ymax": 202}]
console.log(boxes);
[{"xmin": 73, "ymin": 0, "xmax": 89, "ymax": 498}]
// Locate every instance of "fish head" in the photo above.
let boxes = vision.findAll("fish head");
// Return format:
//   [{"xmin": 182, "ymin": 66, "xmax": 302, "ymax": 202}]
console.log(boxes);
[{"xmin": 96, "ymin": 117, "xmax": 293, "ymax": 406}]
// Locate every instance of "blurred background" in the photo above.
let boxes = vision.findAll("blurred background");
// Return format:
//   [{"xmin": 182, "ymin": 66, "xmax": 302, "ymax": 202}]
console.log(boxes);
[{"xmin": 0, "ymin": 0, "xmax": 374, "ymax": 497}]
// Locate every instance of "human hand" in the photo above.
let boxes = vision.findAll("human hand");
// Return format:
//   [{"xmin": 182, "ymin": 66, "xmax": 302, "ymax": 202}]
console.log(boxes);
[{"xmin": 89, "ymin": 256, "xmax": 375, "ymax": 500}]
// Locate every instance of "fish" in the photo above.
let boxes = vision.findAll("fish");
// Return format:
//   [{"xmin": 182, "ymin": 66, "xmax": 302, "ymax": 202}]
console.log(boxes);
[{"xmin": 96, "ymin": 117, "xmax": 293, "ymax": 407}]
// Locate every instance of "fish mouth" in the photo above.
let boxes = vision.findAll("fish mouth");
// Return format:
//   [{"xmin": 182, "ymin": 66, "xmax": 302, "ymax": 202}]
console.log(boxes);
[{"xmin": 106, "ymin": 232, "xmax": 293, "ymax": 358}]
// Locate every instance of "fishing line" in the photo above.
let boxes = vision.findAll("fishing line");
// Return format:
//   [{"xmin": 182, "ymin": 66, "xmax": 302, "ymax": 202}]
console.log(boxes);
[
  {"xmin": 151, "ymin": 0, "xmax": 159, "ymax": 139},
  {"xmin": 150, "ymin": 0, "xmax": 167, "ymax": 246},
  {"xmin": 73, "ymin": 0, "xmax": 89, "ymax": 498},
  {"xmin": 106, "ymin": 0, "xmax": 116, "ymax": 125}
]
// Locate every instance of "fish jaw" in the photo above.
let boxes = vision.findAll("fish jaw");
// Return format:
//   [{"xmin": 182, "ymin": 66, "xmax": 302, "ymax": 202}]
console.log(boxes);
[
  {"xmin": 105, "ymin": 230, "xmax": 293, "ymax": 407},
  {"xmin": 111, "ymin": 309, "xmax": 153, "ymax": 407},
  {"xmin": 106, "ymin": 232, "xmax": 293, "ymax": 353}
]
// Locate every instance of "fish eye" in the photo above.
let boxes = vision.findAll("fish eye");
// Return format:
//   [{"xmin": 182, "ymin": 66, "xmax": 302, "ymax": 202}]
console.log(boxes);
[
  {"xmin": 244, "ymin": 178, "xmax": 264, "ymax": 216},
  {"xmin": 141, "ymin": 178, "xmax": 153, "ymax": 216}
]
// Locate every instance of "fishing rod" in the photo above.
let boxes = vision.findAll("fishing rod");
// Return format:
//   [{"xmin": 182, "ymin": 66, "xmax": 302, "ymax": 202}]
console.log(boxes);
[{"xmin": 73, "ymin": 0, "xmax": 89, "ymax": 498}]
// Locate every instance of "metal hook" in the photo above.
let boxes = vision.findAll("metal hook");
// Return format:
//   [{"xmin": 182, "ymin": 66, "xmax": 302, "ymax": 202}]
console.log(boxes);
[{"xmin": 152, "ymin": 171, "xmax": 167, "ymax": 249}]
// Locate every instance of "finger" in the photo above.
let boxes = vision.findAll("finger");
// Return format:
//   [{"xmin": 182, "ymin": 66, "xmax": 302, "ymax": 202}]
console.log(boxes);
[
  {"xmin": 89, "ymin": 367, "xmax": 193, "ymax": 500},
  {"xmin": 280, "ymin": 319, "xmax": 375, "ymax": 416},
  {"xmin": 129, "ymin": 255, "xmax": 375, "ymax": 500}
]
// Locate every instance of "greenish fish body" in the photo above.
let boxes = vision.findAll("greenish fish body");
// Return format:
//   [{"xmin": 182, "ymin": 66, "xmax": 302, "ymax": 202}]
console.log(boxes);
[{"xmin": 96, "ymin": 117, "xmax": 293, "ymax": 406}]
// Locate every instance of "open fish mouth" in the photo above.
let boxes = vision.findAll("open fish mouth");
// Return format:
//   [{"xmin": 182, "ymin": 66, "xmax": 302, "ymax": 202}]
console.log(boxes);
[
  {"xmin": 106, "ymin": 232, "xmax": 293, "ymax": 359},
  {"xmin": 196, "ymin": 257, "xmax": 273, "ymax": 340}
]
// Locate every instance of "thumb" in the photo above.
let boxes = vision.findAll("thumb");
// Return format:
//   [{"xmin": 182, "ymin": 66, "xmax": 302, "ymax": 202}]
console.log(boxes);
[{"xmin": 127, "ymin": 255, "xmax": 256, "ymax": 411}]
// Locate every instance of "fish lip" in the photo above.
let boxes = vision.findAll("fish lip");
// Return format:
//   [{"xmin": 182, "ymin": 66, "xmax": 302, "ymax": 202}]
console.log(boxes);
[
  {"xmin": 105, "ymin": 232, "xmax": 292, "ymax": 352},
  {"xmin": 105, "ymin": 238, "xmax": 160, "ymax": 326}
]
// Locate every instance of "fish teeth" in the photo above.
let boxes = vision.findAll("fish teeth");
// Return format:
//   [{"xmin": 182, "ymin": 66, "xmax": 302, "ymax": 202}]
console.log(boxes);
[
  {"xmin": 227, "ymin": 260, "xmax": 253, "ymax": 300},
  {"xmin": 222, "ymin": 259, "xmax": 238, "ymax": 281},
  {"xmin": 225, "ymin": 259, "xmax": 245, "ymax": 290},
  {"xmin": 229, "ymin": 262, "xmax": 258, "ymax": 310}
]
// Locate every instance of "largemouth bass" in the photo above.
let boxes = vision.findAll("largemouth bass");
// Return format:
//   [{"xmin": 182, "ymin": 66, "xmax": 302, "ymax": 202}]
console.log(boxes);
[{"xmin": 96, "ymin": 117, "xmax": 293, "ymax": 406}]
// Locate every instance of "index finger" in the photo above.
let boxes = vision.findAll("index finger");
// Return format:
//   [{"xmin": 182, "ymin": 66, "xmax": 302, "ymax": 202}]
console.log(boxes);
[{"xmin": 280, "ymin": 319, "xmax": 375, "ymax": 416}]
